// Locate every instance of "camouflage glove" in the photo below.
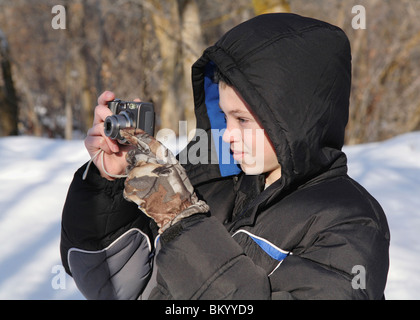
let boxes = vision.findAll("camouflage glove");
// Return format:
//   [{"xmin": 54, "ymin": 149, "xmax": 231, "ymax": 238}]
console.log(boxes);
[{"xmin": 120, "ymin": 128, "xmax": 209, "ymax": 234}]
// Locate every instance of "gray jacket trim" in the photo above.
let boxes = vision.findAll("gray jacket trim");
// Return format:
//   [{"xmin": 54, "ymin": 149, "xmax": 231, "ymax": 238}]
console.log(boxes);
[
  {"xmin": 68, "ymin": 228, "xmax": 152, "ymax": 300},
  {"xmin": 138, "ymin": 236, "xmax": 161, "ymax": 300}
]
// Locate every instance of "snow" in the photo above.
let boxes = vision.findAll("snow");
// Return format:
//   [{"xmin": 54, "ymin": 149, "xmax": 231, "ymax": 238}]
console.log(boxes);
[{"xmin": 0, "ymin": 132, "xmax": 419, "ymax": 300}]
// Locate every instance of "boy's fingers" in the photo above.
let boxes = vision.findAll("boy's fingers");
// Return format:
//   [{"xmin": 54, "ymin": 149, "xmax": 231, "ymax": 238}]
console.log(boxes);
[
  {"xmin": 85, "ymin": 135, "xmax": 112, "ymax": 155},
  {"xmin": 92, "ymin": 105, "xmax": 113, "ymax": 126},
  {"xmin": 98, "ymin": 91, "xmax": 115, "ymax": 106},
  {"xmin": 86, "ymin": 122, "xmax": 119, "ymax": 153}
]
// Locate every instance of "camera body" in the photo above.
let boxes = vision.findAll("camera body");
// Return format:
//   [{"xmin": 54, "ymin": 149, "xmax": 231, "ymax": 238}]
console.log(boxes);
[{"xmin": 104, "ymin": 99, "xmax": 155, "ymax": 144}]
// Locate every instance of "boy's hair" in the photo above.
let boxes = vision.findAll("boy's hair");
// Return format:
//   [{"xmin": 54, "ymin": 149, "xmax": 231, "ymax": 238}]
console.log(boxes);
[{"xmin": 213, "ymin": 66, "xmax": 233, "ymax": 87}]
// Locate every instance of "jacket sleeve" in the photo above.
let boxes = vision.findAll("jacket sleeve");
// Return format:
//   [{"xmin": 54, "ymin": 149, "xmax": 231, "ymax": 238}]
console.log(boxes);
[
  {"xmin": 148, "ymin": 215, "xmax": 271, "ymax": 300},
  {"xmin": 60, "ymin": 162, "xmax": 155, "ymax": 300}
]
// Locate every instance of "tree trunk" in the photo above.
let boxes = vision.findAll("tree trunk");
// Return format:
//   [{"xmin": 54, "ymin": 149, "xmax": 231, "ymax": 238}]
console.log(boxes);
[
  {"xmin": 64, "ymin": 59, "xmax": 74, "ymax": 140},
  {"xmin": 0, "ymin": 29, "xmax": 18, "ymax": 136},
  {"xmin": 65, "ymin": 1, "xmax": 94, "ymax": 139},
  {"xmin": 148, "ymin": 0, "xmax": 205, "ymax": 135},
  {"xmin": 180, "ymin": 0, "xmax": 205, "ymax": 136},
  {"xmin": 150, "ymin": 0, "xmax": 182, "ymax": 133}
]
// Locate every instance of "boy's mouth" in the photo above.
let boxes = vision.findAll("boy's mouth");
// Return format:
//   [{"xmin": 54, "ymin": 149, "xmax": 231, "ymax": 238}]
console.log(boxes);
[
  {"xmin": 232, "ymin": 151, "xmax": 244, "ymax": 161},
  {"xmin": 231, "ymin": 147, "xmax": 246, "ymax": 161}
]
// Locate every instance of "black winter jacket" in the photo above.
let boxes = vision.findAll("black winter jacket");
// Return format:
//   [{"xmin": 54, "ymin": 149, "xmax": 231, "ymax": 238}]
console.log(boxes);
[{"xmin": 61, "ymin": 13, "xmax": 390, "ymax": 300}]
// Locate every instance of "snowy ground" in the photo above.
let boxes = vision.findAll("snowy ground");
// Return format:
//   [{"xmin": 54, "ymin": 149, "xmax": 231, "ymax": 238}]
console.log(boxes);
[{"xmin": 0, "ymin": 132, "xmax": 419, "ymax": 300}]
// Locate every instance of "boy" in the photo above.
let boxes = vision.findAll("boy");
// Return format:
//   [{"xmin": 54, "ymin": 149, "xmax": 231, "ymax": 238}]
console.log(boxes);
[{"xmin": 61, "ymin": 13, "xmax": 390, "ymax": 299}]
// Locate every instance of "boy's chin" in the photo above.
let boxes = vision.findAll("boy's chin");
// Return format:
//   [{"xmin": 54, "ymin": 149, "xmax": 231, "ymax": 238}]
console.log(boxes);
[{"xmin": 240, "ymin": 163, "xmax": 265, "ymax": 175}]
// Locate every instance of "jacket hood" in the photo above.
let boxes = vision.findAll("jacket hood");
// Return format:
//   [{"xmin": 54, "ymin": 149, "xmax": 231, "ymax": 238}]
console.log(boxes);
[{"xmin": 184, "ymin": 13, "xmax": 352, "ymax": 189}]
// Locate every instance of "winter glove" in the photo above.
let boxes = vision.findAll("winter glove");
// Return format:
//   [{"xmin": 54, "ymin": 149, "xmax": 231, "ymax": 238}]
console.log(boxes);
[{"xmin": 120, "ymin": 128, "xmax": 209, "ymax": 234}]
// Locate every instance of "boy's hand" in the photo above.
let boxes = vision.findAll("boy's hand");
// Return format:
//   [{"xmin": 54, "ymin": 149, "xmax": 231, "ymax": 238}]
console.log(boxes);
[
  {"xmin": 84, "ymin": 91, "xmax": 134, "ymax": 180},
  {"xmin": 121, "ymin": 128, "xmax": 209, "ymax": 233}
]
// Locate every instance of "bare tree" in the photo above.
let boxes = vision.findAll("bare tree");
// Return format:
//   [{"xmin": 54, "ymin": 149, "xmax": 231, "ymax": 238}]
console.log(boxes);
[
  {"xmin": 0, "ymin": 29, "xmax": 18, "ymax": 136},
  {"xmin": 0, "ymin": 0, "xmax": 418, "ymax": 144},
  {"xmin": 64, "ymin": 0, "xmax": 95, "ymax": 139},
  {"xmin": 148, "ymin": 0, "xmax": 183, "ymax": 133},
  {"xmin": 180, "ymin": 0, "xmax": 205, "ymax": 133},
  {"xmin": 145, "ymin": 0, "xmax": 205, "ymax": 134}
]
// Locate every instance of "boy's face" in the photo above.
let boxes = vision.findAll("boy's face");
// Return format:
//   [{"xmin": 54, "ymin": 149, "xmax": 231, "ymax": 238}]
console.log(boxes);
[{"xmin": 219, "ymin": 83, "xmax": 281, "ymax": 185}]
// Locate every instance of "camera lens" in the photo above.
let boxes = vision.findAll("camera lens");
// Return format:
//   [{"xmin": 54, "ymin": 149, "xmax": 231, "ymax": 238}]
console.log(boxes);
[
  {"xmin": 104, "ymin": 112, "xmax": 132, "ymax": 141},
  {"xmin": 104, "ymin": 116, "xmax": 120, "ymax": 139}
]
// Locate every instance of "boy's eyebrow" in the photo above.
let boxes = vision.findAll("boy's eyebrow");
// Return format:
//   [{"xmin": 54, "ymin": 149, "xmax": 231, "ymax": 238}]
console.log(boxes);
[
  {"xmin": 218, "ymin": 105, "xmax": 251, "ymax": 116},
  {"xmin": 230, "ymin": 109, "xmax": 249, "ymax": 116}
]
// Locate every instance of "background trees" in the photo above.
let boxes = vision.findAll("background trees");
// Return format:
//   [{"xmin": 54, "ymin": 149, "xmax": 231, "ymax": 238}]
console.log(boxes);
[
  {"xmin": 0, "ymin": 0, "xmax": 419, "ymax": 145},
  {"xmin": 0, "ymin": 28, "xmax": 18, "ymax": 136}
]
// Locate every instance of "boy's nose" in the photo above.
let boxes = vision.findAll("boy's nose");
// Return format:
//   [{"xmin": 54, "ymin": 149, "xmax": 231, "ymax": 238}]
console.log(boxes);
[{"xmin": 222, "ymin": 127, "xmax": 241, "ymax": 144}]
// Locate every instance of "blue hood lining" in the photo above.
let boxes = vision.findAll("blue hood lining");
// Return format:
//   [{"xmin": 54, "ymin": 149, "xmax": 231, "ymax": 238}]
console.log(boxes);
[{"xmin": 204, "ymin": 62, "xmax": 241, "ymax": 177}]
